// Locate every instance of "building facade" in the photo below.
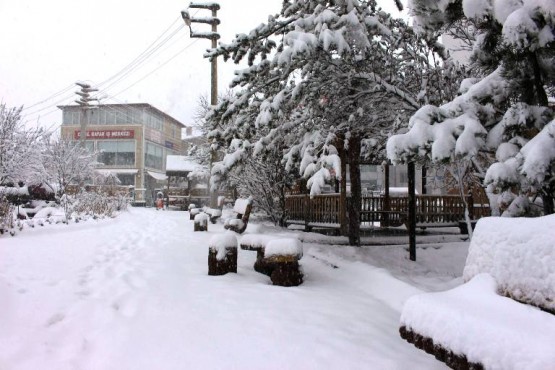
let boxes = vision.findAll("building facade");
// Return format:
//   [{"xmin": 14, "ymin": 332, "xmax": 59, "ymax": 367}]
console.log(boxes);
[{"xmin": 59, "ymin": 103, "xmax": 187, "ymax": 206}]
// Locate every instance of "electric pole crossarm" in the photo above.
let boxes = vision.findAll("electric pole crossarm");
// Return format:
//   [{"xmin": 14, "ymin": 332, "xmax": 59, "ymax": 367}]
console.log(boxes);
[
  {"xmin": 190, "ymin": 31, "xmax": 220, "ymax": 40},
  {"xmin": 189, "ymin": 2, "xmax": 220, "ymax": 11}
]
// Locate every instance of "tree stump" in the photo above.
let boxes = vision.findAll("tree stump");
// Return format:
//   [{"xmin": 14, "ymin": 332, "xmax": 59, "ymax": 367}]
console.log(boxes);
[
  {"xmin": 194, "ymin": 213, "xmax": 209, "ymax": 231},
  {"xmin": 208, "ymin": 233, "xmax": 238, "ymax": 275},
  {"xmin": 267, "ymin": 256, "xmax": 303, "ymax": 287},
  {"xmin": 253, "ymin": 249, "xmax": 276, "ymax": 276},
  {"xmin": 264, "ymin": 239, "xmax": 303, "ymax": 286}
]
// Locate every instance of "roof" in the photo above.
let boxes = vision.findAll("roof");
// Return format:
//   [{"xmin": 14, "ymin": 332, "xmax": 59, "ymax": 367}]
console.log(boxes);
[
  {"xmin": 57, "ymin": 103, "xmax": 187, "ymax": 128},
  {"xmin": 166, "ymin": 155, "xmax": 203, "ymax": 173}
]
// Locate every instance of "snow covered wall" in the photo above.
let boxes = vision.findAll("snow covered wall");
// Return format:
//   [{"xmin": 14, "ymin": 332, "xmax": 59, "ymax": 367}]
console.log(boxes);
[{"xmin": 463, "ymin": 214, "xmax": 555, "ymax": 312}]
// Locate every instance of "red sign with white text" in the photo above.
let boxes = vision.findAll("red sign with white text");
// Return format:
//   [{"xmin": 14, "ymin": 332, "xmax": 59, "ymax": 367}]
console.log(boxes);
[{"xmin": 74, "ymin": 130, "xmax": 135, "ymax": 140}]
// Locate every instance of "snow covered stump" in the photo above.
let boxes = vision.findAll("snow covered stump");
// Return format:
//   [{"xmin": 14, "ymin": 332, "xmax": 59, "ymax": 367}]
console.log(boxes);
[
  {"xmin": 193, "ymin": 212, "xmax": 209, "ymax": 232},
  {"xmin": 399, "ymin": 214, "xmax": 555, "ymax": 370},
  {"xmin": 208, "ymin": 233, "xmax": 238, "ymax": 276},
  {"xmin": 264, "ymin": 239, "xmax": 303, "ymax": 287}
]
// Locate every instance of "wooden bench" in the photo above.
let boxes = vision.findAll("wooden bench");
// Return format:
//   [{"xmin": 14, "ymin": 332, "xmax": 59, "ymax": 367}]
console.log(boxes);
[
  {"xmin": 240, "ymin": 234, "xmax": 303, "ymax": 286},
  {"xmin": 224, "ymin": 197, "xmax": 253, "ymax": 234},
  {"xmin": 399, "ymin": 214, "xmax": 555, "ymax": 369},
  {"xmin": 202, "ymin": 206, "xmax": 222, "ymax": 224}
]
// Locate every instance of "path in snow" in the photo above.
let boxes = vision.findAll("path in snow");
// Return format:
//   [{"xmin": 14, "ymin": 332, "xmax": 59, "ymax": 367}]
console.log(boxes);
[{"xmin": 0, "ymin": 208, "xmax": 449, "ymax": 369}]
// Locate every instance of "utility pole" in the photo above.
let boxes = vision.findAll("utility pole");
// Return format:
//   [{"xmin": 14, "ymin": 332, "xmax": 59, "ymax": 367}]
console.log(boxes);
[
  {"xmin": 75, "ymin": 82, "xmax": 98, "ymax": 147},
  {"xmin": 181, "ymin": 2, "xmax": 220, "ymax": 207}
]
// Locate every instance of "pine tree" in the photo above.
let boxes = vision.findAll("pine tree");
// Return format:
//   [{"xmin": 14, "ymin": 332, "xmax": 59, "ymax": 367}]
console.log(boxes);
[
  {"xmin": 206, "ymin": 0, "xmax": 464, "ymax": 243},
  {"xmin": 387, "ymin": 0, "xmax": 555, "ymax": 216}
]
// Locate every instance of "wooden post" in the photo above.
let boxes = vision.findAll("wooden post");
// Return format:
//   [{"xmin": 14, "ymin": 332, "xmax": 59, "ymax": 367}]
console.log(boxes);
[
  {"xmin": 382, "ymin": 162, "xmax": 390, "ymax": 227},
  {"xmin": 408, "ymin": 162, "xmax": 416, "ymax": 261},
  {"xmin": 339, "ymin": 137, "xmax": 348, "ymax": 236},
  {"xmin": 421, "ymin": 165, "xmax": 427, "ymax": 195},
  {"xmin": 304, "ymin": 194, "xmax": 311, "ymax": 232}
]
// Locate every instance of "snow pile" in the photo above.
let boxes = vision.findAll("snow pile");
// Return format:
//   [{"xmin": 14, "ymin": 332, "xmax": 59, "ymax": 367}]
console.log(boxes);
[
  {"xmin": 240, "ymin": 233, "xmax": 279, "ymax": 248},
  {"xmin": 265, "ymin": 238, "xmax": 303, "ymax": 258},
  {"xmin": 463, "ymin": 214, "xmax": 555, "ymax": 311},
  {"xmin": 400, "ymin": 214, "xmax": 555, "ymax": 368},
  {"xmin": 33, "ymin": 206, "xmax": 66, "ymax": 223},
  {"xmin": 208, "ymin": 232, "xmax": 238, "ymax": 260},
  {"xmin": 400, "ymin": 273, "xmax": 555, "ymax": 370},
  {"xmin": 233, "ymin": 197, "xmax": 252, "ymax": 214},
  {"xmin": 225, "ymin": 218, "xmax": 244, "ymax": 229},
  {"xmin": 194, "ymin": 212, "xmax": 209, "ymax": 225}
]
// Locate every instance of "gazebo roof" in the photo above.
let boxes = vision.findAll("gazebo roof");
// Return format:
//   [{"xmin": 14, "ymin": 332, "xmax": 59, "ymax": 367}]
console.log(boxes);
[{"xmin": 166, "ymin": 155, "xmax": 205, "ymax": 176}]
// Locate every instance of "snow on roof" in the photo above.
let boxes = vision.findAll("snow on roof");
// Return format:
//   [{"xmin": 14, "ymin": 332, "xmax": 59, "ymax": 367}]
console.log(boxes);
[{"xmin": 166, "ymin": 156, "xmax": 202, "ymax": 173}]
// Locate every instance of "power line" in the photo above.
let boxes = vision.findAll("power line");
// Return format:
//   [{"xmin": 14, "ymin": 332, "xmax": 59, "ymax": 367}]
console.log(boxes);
[
  {"xmin": 21, "ymin": 84, "xmax": 75, "ymax": 111},
  {"xmin": 96, "ymin": 16, "xmax": 182, "ymax": 88},
  {"xmin": 97, "ymin": 23, "xmax": 186, "ymax": 93},
  {"xmin": 109, "ymin": 38, "xmax": 200, "ymax": 99}
]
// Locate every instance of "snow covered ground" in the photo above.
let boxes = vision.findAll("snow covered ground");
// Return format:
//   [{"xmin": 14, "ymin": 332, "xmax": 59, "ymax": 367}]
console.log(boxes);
[{"xmin": 0, "ymin": 207, "xmax": 470, "ymax": 369}]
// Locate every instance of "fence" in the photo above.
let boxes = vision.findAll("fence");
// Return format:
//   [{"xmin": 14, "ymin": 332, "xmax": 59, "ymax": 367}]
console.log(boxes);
[{"xmin": 285, "ymin": 193, "xmax": 491, "ymax": 230}]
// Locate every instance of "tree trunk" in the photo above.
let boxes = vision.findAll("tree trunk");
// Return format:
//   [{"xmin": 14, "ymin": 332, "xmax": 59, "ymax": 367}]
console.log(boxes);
[
  {"xmin": 337, "ymin": 135, "xmax": 348, "ymax": 236},
  {"xmin": 347, "ymin": 136, "xmax": 361, "ymax": 246},
  {"xmin": 542, "ymin": 192, "xmax": 554, "ymax": 215}
]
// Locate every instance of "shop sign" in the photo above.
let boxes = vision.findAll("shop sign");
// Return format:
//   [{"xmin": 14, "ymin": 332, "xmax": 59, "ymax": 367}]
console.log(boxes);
[{"xmin": 74, "ymin": 130, "xmax": 135, "ymax": 140}]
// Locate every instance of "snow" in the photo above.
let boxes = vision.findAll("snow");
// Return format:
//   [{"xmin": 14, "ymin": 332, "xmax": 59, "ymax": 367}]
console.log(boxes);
[
  {"xmin": 0, "ymin": 207, "xmax": 470, "ymax": 369},
  {"xmin": 194, "ymin": 212, "xmax": 209, "ymax": 224},
  {"xmin": 400, "ymin": 214, "xmax": 555, "ymax": 369},
  {"xmin": 233, "ymin": 197, "xmax": 252, "ymax": 214},
  {"xmin": 208, "ymin": 232, "xmax": 237, "ymax": 260},
  {"xmin": 165, "ymin": 155, "xmax": 202, "ymax": 173},
  {"xmin": 264, "ymin": 238, "xmax": 303, "ymax": 258},
  {"xmin": 400, "ymin": 274, "xmax": 555, "ymax": 370},
  {"xmin": 463, "ymin": 214, "xmax": 555, "ymax": 311}
]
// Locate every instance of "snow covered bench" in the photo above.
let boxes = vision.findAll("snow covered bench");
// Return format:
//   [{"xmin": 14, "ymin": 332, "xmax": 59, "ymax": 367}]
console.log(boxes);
[
  {"xmin": 224, "ymin": 197, "xmax": 253, "ymax": 234},
  {"xmin": 399, "ymin": 214, "xmax": 555, "ymax": 370},
  {"xmin": 240, "ymin": 234, "xmax": 303, "ymax": 286},
  {"xmin": 202, "ymin": 206, "xmax": 222, "ymax": 224}
]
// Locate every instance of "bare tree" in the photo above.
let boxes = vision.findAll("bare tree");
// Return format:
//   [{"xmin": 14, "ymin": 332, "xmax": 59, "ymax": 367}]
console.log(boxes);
[{"xmin": 0, "ymin": 104, "xmax": 44, "ymax": 186}]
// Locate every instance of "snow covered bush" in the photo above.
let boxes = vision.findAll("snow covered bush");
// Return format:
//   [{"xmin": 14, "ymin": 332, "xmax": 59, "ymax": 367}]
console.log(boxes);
[
  {"xmin": 0, "ymin": 104, "xmax": 44, "ymax": 186},
  {"xmin": 71, "ymin": 191, "xmax": 129, "ymax": 220},
  {"xmin": 387, "ymin": 0, "xmax": 555, "ymax": 216}
]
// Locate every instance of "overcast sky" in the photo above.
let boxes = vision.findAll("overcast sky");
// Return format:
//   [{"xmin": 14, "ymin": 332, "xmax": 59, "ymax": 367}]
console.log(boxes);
[{"xmin": 0, "ymin": 0, "xmax": 404, "ymax": 134}]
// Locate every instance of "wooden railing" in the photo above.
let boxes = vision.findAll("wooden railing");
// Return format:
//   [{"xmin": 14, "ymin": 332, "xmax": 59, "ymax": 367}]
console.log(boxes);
[{"xmin": 285, "ymin": 193, "xmax": 490, "ymax": 229}]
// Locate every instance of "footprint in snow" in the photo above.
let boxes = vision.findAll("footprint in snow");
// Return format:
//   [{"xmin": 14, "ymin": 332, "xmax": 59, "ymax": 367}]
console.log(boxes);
[
  {"xmin": 111, "ymin": 295, "xmax": 138, "ymax": 317},
  {"xmin": 45, "ymin": 313, "xmax": 65, "ymax": 327}
]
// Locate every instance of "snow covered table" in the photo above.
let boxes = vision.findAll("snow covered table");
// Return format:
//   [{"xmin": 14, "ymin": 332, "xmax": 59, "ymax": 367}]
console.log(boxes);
[
  {"xmin": 399, "ymin": 214, "xmax": 555, "ymax": 370},
  {"xmin": 240, "ymin": 234, "xmax": 303, "ymax": 286}
]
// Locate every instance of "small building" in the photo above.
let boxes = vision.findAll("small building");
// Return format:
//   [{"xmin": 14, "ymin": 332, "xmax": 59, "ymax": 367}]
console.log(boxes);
[{"xmin": 59, "ymin": 103, "xmax": 188, "ymax": 206}]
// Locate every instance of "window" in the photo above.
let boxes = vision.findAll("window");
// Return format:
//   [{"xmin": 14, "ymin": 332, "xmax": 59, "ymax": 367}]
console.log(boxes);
[
  {"xmin": 145, "ymin": 111, "xmax": 163, "ymax": 131},
  {"xmin": 117, "ymin": 174, "xmax": 135, "ymax": 186},
  {"xmin": 145, "ymin": 142, "xmax": 164, "ymax": 170},
  {"xmin": 97, "ymin": 140, "xmax": 136, "ymax": 166},
  {"xmin": 62, "ymin": 110, "xmax": 81, "ymax": 125}
]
